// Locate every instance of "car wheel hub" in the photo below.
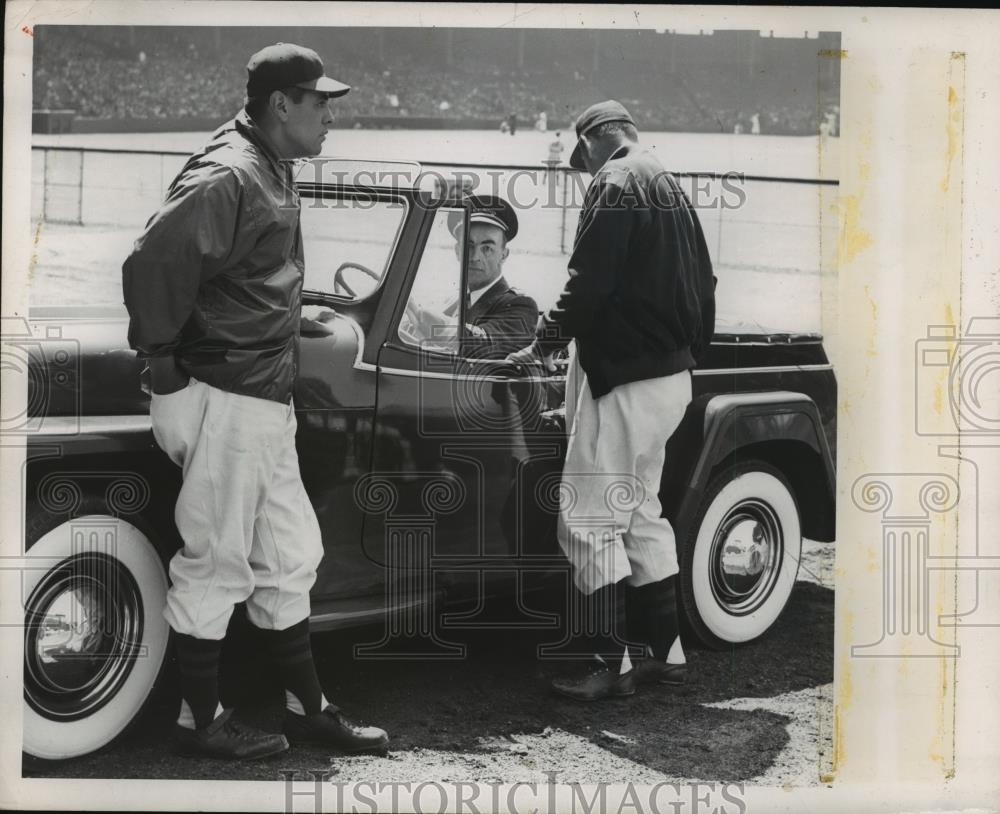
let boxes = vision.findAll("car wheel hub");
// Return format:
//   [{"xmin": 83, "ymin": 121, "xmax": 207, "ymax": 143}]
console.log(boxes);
[
  {"xmin": 710, "ymin": 500, "xmax": 783, "ymax": 616},
  {"xmin": 24, "ymin": 553, "xmax": 144, "ymax": 722}
]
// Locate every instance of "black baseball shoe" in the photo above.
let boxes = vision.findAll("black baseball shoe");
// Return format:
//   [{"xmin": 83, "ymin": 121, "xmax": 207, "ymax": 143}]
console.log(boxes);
[
  {"xmin": 630, "ymin": 658, "xmax": 688, "ymax": 686},
  {"xmin": 551, "ymin": 664, "xmax": 636, "ymax": 701},
  {"xmin": 284, "ymin": 704, "xmax": 389, "ymax": 753},
  {"xmin": 174, "ymin": 708, "xmax": 289, "ymax": 760}
]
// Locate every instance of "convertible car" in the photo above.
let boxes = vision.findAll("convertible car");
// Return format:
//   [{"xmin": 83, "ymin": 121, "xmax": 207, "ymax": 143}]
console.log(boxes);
[{"xmin": 17, "ymin": 160, "xmax": 836, "ymax": 760}]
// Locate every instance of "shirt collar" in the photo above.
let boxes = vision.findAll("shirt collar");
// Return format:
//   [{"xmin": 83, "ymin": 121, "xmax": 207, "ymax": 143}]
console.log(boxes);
[{"xmin": 469, "ymin": 276, "xmax": 505, "ymax": 306}]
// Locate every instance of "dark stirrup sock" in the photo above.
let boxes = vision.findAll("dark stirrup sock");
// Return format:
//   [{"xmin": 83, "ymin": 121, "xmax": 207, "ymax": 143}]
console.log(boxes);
[
  {"xmin": 174, "ymin": 633, "xmax": 223, "ymax": 729},
  {"xmin": 624, "ymin": 583, "xmax": 651, "ymax": 660},
  {"xmin": 635, "ymin": 576, "xmax": 680, "ymax": 661},
  {"xmin": 584, "ymin": 580, "xmax": 627, "ymax": 674},
  {"xmin": 257, "ymin": 618, "xmax": 324, "ymax": 715}
]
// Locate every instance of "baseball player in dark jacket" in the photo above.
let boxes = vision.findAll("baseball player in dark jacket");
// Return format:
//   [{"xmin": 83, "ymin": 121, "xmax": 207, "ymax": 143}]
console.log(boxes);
[
  {"xmin": 122, "ymin": 44, "xmax": 388, "ymax": 759},
  {"xmin": 509, "ymin": 100, "xmax": 717, "ymax": 700}
]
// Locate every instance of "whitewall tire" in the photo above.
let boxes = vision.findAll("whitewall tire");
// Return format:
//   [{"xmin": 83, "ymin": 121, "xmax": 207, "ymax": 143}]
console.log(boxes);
[
  {"xmin": 680, "ymin": 461, "xmax": 802, "ymax": 648},
  {"xmin": 22, "ymin": 511, "xmax": 170, "ymax": 760}
]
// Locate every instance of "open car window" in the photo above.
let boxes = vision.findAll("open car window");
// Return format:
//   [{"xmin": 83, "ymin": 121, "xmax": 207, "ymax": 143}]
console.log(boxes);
[{"xmin": 300, "ymin": 193, "xmax": 407, "ymax": 300}]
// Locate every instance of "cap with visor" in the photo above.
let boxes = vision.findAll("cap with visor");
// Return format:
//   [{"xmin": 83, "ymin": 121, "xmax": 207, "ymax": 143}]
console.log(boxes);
[
  {"xmin": 568, "ymin": 100, "xmax": 635, "ymax": 170},
  {"xmin": 246, "ymin": 43, "xmax": 350, "ymax": 99}
]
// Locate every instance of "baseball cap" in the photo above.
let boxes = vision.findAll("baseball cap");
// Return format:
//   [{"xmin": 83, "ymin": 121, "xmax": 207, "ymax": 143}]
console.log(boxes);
[
  {"xmin": 569, "ymin": 100, "xmax": 636, "ymax": 170},
  {"xmin": 447, "ymin": 194, "xmax": 519, "ymax": 242},
  {"xmin": 246, "ymin": 43, "xmax": 351, "ymax": 99}
]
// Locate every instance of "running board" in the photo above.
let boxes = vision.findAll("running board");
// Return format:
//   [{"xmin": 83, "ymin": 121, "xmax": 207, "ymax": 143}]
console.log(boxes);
[{"xmin": 307, "ymin": 590, "xmax": 442, "ymax": 633}]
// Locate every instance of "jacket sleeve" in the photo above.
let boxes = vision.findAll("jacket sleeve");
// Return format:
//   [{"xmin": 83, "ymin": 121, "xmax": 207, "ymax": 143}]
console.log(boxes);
[
  {"xmin": 537, "ymin": 176, "xmax": 639, "ymax": 353},
  {"xmin": 689, "ymin": 206, "xmax": 718, "ymax": 366},
  {"xmin": 122, "ymin": 164, "xmax": 247, "ymax": 358},
  {"xmin": 462, "ymin": 294, "xmax": 540, "ymax": 359}
]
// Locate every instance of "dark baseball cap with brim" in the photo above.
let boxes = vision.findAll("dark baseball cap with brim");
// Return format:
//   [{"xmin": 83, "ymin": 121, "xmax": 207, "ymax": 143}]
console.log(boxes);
[
  {"xmin": 447, "ymin": 194, "xmax": 519, "ymax": 242},
  {"xmin": 247, "ymin": 43, "xmax": 350, "ymax": 99},
  {"xmin": 569, "ymin": 100, "xmax": 635, "ymax": 170}
]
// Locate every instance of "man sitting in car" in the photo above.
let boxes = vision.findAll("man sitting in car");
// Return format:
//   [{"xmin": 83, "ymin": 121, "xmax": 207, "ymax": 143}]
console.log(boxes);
[{"xmin": 402, "ymin": 194, "xmax": 538, "ymax": 359}]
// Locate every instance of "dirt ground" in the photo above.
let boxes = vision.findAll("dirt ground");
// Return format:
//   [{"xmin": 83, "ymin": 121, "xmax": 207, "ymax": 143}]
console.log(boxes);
[{"xmin": 23, "ymin": 543, "xmax": 835, "ymax": 786}]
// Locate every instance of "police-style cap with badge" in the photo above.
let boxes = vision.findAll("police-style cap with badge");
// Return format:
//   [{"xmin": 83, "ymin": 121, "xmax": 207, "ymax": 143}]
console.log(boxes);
[
  {"xmin": 246, "ymin": 43, "xmax": 351, "ymax": 99},
  {"xmin": 569, "ymin": 100, "xmax": 636, "ymax": 170},
  {"xmin": 446, "ymin": 194, "xmax": 519, "ymax": 242}
]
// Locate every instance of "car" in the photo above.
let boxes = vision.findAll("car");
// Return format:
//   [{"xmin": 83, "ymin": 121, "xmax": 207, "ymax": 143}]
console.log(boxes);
[{"xmin": 17, "ymin": 160, "xmax": 836, "ymax": 760}]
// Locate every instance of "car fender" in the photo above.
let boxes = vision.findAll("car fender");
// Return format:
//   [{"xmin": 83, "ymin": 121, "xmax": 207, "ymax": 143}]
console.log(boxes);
[
  {"xmin": 25, "ymin": 418, "xmax": 183, "ymax": 551},
  {"xmin": 661, "ymin": 391, "xmax": 837, "ymax": 542}
]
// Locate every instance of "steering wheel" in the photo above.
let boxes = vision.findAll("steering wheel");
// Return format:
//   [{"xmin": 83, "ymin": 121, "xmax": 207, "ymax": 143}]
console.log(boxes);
[{"xmin": 333, "ymin": 261, "xmax": 379, "ymax": 298}]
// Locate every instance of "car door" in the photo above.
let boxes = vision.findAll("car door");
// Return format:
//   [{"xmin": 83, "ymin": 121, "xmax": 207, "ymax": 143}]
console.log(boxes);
[
  {"xmin": 295, "ymin": 185, "xmax": 412, "ymax": 602},
  {"xmin": 364, "ymin": 203, "xmax": 566, "ymax": 589}
]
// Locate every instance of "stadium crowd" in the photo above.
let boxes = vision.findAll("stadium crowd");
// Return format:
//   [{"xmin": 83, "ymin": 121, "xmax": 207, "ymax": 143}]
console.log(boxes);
[{"xmin": 33, "ymin": 27, "xmax": 839, "ymax": 136}]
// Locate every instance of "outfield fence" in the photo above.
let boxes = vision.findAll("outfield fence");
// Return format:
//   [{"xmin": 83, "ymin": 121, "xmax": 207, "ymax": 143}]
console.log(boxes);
[{"xmin": 31, "ymin": 145, "xmax": 838, "ymax": 275}]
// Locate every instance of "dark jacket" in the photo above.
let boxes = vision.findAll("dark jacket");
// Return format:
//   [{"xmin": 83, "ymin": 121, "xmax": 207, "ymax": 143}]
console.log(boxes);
[
  {"xmin": 445, "ymin": 277, "xmax": 538, "ymax": 360},
  {"xmin": 538, "ymin": 144, "xmax": 716, "ymax": 399},
  {"xmin": 464, "ymin": 277, "xmax": 539, "ymax": 359},
  {"xmin": 122, "ymin": 110, "xmax": 303, "ymax": 404}
]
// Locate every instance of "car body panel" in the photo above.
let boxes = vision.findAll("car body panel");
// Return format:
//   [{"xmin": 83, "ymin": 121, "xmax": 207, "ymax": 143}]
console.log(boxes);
[{"xmin": 23, "ymin": 175, "xmax": 838, "ymax": 626}]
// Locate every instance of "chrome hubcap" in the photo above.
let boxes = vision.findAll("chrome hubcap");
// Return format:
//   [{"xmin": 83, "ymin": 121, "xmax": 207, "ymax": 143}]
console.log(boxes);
[
  {"xmin": 24, "ymin": 553, "xmax": 144, "ymax": 721},
  {"xmin": 710, "ymin": 500, "xmax": 784, "ymax": 616}
]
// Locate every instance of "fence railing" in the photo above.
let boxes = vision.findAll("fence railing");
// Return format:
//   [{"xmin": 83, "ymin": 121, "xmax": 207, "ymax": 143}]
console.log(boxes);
[
  {"xmin": 31, "ymin": 144, "xmax": 837, "ymax": 267},
  {"xmin": 29, "ymin": 145, "xmax": 839, "ymax": 332}
]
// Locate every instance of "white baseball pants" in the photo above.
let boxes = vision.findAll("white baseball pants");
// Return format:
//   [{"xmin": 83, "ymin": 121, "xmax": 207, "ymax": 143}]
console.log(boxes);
[
  {"xmin": 559, "ymin": 344, "xmax": 692, "ymax": 595},
  {"xmin": 150, "ymin": 378, "xmax": 323, "ymax": 640}
]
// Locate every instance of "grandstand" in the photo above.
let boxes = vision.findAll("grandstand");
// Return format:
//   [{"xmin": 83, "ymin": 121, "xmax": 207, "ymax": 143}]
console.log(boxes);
[{"xmin": 32, "ymin": 26, "xmax": 840, "ymax": 136}]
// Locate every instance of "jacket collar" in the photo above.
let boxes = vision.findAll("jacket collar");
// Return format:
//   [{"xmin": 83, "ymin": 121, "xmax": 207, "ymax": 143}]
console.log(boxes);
[
  {"xmin": 234, "ymin": 108, "xmax": 289, "ymax": 178},
  {"xmin": 595, "ymin": 142, "xmax": 633, "ymax": 173},
  {"xmin": 443, "ymin": 276, "xmax": 511, "ymax": 320},
  {"xmin": 468, "ymin": 277, "xmax": 511, "ymax": 320}
]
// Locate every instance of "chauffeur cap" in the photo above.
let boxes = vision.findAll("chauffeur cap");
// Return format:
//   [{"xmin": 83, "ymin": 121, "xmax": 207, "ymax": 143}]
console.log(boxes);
[{"xmin": 447, "ymin": 194, "xmax": 519, "ymax": 242}]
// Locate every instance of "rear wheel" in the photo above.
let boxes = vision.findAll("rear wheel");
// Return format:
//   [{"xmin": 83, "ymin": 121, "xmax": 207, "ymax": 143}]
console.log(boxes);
[
  {"xmin": 679, "ymin": 460, "xmax": 802, "ymax": 649},
  {"xmin": 22, "ymin": 502, "xmax": 171, "ymax": 760}
]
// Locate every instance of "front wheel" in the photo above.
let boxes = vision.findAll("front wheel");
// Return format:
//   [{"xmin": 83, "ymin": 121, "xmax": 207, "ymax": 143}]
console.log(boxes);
[
  {"xmin": 678, "ymin": 461, "xmax": 802, "ymax": 649},
  {"xmin": 22, "ymin": 506, "xmax": 171, "ymax": 760}
]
